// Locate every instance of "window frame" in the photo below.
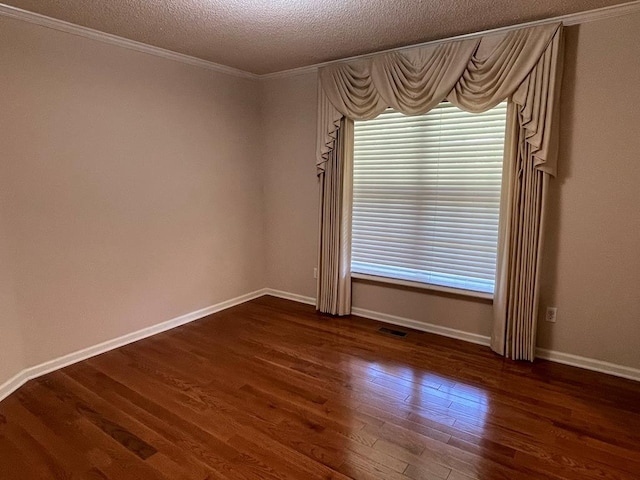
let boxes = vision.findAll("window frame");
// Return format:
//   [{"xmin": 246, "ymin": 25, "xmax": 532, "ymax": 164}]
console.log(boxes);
[{"xmin": 350, "ymin": 101, "xmax": 509, "ymax": 300}]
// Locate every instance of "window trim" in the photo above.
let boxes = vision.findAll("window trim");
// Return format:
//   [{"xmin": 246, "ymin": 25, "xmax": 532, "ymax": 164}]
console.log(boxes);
[
  {"xmin": 351, "ymin": 272, "xmax": 494, "ymax": 300},
  {"xmin": 351, "ymin": 102, "xmax": 507, "ymax": 299}
]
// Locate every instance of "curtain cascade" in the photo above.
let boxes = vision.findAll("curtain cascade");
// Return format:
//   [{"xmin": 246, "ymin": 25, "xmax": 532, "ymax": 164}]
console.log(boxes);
[
  {"xmin": 315, "ymin": 22, "xmax": 564, "ymax": 361},
  {"xmin": 316, "ymin": 117, "xmax": 353, "ymax": 315}
]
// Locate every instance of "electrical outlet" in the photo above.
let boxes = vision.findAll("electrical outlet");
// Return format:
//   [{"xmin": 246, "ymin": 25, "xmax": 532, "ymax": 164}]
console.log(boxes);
[
  {"xmin": 313, "ymin": 267, "xmax": 318, "ymax": 279},
  {"xmin": 545, "ymin": 307, "xmax": 557, "ymax": 323}
]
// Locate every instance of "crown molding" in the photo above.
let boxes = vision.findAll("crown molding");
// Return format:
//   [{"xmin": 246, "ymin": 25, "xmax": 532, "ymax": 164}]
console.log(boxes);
[
  {"xmin": 260, "ymin": 64, "xmax": 320, "ymax": 81},
  {"xmin": 561, "ymin": 0, "xmax": 640, "ymax": 25},
  {"xmin": 1, "ymin": 0, "xmax": 639, "ymax": 81},
  {"xmin": 0, "ymin": 3, "xmax": 258, "ymax": 80},
  {"xmin": 260, "ymin": 0, "xmax": 640, "ymax": 80}
]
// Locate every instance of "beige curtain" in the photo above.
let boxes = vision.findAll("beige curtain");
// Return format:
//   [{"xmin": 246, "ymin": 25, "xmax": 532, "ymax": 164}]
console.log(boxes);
[
  {"xmin": 316, "ymin": 116, "xmax": 353, "ymax": 315},
  {"xmin": 315, "ymin": 23, "xmax": 564, "ymax": 361}
]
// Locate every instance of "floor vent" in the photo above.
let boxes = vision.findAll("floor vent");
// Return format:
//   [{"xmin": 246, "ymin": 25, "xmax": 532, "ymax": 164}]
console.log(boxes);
[{"xmin": 378, "ymin": 327, "xmax": 408, "ymax": 338}]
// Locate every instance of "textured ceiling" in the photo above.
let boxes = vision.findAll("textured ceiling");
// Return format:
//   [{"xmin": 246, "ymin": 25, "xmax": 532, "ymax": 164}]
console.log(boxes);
[{"xmin": 2, "ymin": 0, "xmax": 631, "ymax": 74}]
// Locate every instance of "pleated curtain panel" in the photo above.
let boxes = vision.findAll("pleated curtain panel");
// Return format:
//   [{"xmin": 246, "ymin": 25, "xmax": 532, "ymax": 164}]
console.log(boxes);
[{"xmin": 315, "ymin": 22, "xmax": 565, "ymax": 361}]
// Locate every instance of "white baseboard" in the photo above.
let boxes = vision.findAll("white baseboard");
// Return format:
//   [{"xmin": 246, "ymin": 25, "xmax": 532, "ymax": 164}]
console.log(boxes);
[
  {"xmin": 0, "ymin": 370, "xmax": 30, "ymax": 404},
  {"xmin": 0, "ymin": 288, "xmax": 268, "ymax": 403},
  {"xmin": 535, "ymin": 348, "xmax": 640, "ymax": 382},
  {"xmin": 263, "ymin": 288, "xmax": 491, "ymax": 346},
  {"xmin": 265, "ymin": 289, "xmax": 640, "ymax": 382},
  {"xmin": 351, "ymin": 306, "xmax": 492, "ymax": 347},
  {"xmin": 3, "ymin": 287, "xmax": 639, "ymax": 404},
  {"xmin": 264, "ymin": 289, "xmax": 316, "ymax": 306}
]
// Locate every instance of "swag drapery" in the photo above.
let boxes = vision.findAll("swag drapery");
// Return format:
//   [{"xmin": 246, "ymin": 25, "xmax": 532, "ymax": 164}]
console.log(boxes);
[{"xmin": 315, "ymin": 22, "xmax": 564, "ymax": 360}]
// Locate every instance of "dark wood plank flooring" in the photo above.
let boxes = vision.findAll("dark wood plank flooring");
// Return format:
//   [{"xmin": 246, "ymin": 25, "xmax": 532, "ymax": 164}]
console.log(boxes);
[{"xmin": 1, "ymin": 296, "xmax": 639, "ymax": 479}]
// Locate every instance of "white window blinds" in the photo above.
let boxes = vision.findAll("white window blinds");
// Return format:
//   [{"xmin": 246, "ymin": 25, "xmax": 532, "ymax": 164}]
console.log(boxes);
[{"xmin": 352, "ymin": 101, "xmax": 507, "ymax": 295}]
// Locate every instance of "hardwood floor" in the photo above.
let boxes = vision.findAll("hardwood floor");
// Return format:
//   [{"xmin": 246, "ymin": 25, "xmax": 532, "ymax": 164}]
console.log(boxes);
[{"xmin": 1, "ymin": 296, "xmax": 639, "ymax": 479}]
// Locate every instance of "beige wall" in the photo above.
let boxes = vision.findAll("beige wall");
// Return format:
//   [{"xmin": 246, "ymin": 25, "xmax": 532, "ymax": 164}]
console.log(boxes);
[
  {"xmin": 261, "ymin": 74, "xmax": 319, "ymax": 299},
  {"xmin": 537, "ymin": 13, "xmax": 640, "ymax": 368},
  {"xmin": 0, "ymin": 213, "xmax": 24, "ymax": 383},
  {"xmin": 0, "ymin": 16, "xmax": 265, "ymax": 375},
  {"xmin": 262, "ymin": 12, "xmax": 640, "ymax": 370}
]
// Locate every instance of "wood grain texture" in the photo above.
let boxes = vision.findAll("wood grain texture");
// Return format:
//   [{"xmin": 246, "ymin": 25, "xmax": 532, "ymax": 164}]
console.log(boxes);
[{"xmin": 1, "ymin": 295, "xmax": 639, "ymax": 479}]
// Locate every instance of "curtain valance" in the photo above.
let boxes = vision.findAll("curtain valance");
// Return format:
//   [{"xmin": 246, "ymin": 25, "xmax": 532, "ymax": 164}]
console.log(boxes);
[{"xmin": 317, "ymin": 22, "xmax": 563, "ymax": 176}]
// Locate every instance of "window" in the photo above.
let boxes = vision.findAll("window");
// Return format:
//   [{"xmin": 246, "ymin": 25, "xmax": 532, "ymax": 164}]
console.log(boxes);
[{"xmin": 351, "ymin": 101, "xmax": 507, "ymax": 296}]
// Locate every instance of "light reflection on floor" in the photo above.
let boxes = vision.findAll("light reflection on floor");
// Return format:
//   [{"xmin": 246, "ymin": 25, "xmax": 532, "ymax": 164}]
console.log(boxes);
[
  {"xmin": 359, "ymin": 360, "xmax": 490, "ymax": 422},
  {"xmin": 338, "ymin": 358, "xmax": 493, "ymax": 478}
]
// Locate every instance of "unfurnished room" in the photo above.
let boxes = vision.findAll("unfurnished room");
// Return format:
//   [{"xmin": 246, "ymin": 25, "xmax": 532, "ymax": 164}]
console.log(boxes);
[{"xmin": 1, "ymin": 0, "xmax": 639, "ymax": 479}]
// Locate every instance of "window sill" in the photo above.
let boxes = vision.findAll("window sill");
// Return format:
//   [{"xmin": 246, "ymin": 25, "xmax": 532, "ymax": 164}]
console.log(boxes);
[{"xmin": 351, "ymin": 272, "xmax": 494, "ymax": 301}]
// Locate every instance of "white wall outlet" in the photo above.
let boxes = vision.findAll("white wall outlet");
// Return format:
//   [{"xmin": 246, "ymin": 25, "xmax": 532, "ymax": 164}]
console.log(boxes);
[
  {"xmin": 545, "ymin": 307, "xmax": 557, "ymax": 323},
  {"xmin": 313, "ymin": 267, "xmax": 318, "ymax": 279}
]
